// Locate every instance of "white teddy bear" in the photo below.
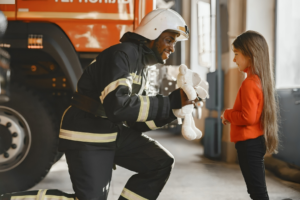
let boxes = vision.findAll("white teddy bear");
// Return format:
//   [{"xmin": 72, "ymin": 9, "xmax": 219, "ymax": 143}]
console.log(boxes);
[{"xmin": 172, "ymin": 64, "xmax": 209, "ymax": 141}]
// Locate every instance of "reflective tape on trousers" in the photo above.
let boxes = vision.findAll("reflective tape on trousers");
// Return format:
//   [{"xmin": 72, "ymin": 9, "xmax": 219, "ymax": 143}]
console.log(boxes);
[
  {"xmin": 11, "ymin": 195, "xmax": 74, "ymax": 200},
  {"xmin": 121, "ymin": 188, "xmax": 148, "ymax": 200},
  {"xmin": 59, "ymin": 129, "xmax": 117, "ymax": 143},
  {"xmin": 37, "ymin": 189, "xmax": 47, "ymax": 200}
]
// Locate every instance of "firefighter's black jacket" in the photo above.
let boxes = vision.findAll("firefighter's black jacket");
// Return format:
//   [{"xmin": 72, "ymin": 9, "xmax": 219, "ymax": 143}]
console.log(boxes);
[{"xmin": 58, "ymin": 32, "xmax": 181, "ymax": 151}]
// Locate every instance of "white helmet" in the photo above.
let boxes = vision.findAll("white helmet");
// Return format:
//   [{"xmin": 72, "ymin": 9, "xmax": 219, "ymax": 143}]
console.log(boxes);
[{"xmin": 134, "ymin": 8, "xmax": 189, "ymax": 41}]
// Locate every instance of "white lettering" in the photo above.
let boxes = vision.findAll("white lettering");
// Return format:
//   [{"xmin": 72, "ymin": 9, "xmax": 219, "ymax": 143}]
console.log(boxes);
[
  {"xmin": 89, "ymin": 0, "xmax": 97, "ymax": 2},
  {"xmin": 119, "ymin": 0, "xmax": 130, "ymax": 3},
  {"xmin": 61, "ymin": 0, "xmax": 69, "ymax": 2},
  {"xmin": 109, "ymin": 0, "xmax": 116, "ymax": 3}
]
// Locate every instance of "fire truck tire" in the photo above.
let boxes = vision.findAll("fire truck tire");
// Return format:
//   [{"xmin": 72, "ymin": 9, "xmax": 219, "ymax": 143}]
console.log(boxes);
[{"xmin": 0, "ymin": 84, "xmax": 59, "ymax": 194}]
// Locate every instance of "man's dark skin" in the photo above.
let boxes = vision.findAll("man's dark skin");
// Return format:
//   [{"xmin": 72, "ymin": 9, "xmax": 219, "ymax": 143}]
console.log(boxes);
[{"xmin": 146, "ymin": 31, "xmax": 178, "ymax": 60}]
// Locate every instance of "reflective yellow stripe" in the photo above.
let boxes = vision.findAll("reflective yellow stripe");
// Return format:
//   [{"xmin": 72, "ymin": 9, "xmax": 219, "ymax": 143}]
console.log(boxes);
[
  {"xmin": 60, "ymin": 106, "xmax": 72, "ymax": 129},
  {"xmin": 133, "ymin": 75, "xmax": 142, "ymax": 85},
  {"xmin": 145, "ymin": 121, "xmax": 159, "ymax": 130},
  {"xmin": 137, "ymin": 96, "xmax": 150, "ymax": 122},
  {"xmin": 11, "ymin": 194, "xmax": 74, "ymax": 200},
  {"xmin": 129, "ymin": 73, "xmax": 135, "ymax": 83},
  {"xmin": 59, "ymin": 129, "xmax": 117, "ymax": 143},
  {"xmin": 37, "ymin": 189, "xmax": 47, "ymax": 200},
  {"xmin": 121, "ymin": 188, "xmax": 148, "ymax": 200},
  {"xmin": 11, "ymin": 196, "xmax": 36, "ymax": 200},
  {"xmin": 44, "ymin": 195, "xmax": 74, "ymax": 200},
  {"xmin": 130, "ymin": 73, "xmax": 141, "ymax": 85},
  {"xmin": 130, "ymin": 72, "xmax": 135, "ymax": 77},
  {"xmin": 17, "ymin": 12, "xmax": 134, "ymax": 20},
  {"xmin": 100, "ymin": 78, "xmax": 132, "ymax": 103},
  {"xmin": 36, "ymin": 190, "xmax": 43, "ymax": 200}
]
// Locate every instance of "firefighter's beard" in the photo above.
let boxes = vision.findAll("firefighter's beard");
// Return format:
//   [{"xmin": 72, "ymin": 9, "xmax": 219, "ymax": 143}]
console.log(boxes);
[{"xmin": 151, "ymin": 40, "xmax": 166, "ymax": 64}]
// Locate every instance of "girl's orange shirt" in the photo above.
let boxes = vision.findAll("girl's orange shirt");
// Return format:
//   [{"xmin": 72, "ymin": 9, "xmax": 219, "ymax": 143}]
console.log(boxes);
[{"xmin": 224, "ymin": 68, "xmax": 264, "ymax": 143}]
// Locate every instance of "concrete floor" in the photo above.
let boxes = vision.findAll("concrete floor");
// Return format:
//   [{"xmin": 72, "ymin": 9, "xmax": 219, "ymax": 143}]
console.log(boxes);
[{"xmin": 30, "ymin": 130, "xmax": 300, "ymax": 200}]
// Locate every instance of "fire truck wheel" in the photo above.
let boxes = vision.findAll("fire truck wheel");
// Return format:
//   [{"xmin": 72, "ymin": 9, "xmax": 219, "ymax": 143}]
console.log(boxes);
[{"xmin": 0, "ymin": 84, "xmax": 59, "ymax": 194}]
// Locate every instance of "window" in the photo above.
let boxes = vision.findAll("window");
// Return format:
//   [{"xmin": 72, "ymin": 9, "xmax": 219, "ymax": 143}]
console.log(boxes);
[
  {"xmin": 197, "ymin": 1, "xmax": 212, "ymax": 69},
  {"xmin": 276, "ymin": 0, "xmax": 300, "ymax": 88}
]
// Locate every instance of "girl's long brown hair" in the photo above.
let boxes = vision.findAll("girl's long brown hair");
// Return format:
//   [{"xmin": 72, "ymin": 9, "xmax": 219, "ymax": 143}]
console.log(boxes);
[{"xmin": 233, "ymin": 30, "xmax": 279, "ymax": 154}]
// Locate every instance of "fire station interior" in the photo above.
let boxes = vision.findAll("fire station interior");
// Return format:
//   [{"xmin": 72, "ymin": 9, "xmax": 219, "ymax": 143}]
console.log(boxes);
[{"xmin": 0, "ymin": 0, "xmax": 300, "ymax": 199}]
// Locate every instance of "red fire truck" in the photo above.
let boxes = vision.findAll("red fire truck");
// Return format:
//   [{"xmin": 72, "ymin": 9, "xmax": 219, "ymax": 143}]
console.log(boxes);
[{"xmin": 0, "ymin": 0, "xmax": 155, "ymax": 193}]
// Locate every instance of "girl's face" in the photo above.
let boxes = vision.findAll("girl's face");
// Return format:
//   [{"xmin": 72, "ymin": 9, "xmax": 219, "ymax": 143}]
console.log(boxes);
[{"xmin": 233, "ymin": 48, "xmax": 251, "ymax": 72}]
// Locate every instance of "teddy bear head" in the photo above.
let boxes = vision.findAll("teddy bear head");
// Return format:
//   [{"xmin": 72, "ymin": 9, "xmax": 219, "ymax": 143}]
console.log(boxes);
[
  {"xmin": 177, "ymin": 64, "xmax": 209, "ymax": 99},
  {"xmin": 177, "ymin": 64, "xmax": 202, "ymax": 88}
]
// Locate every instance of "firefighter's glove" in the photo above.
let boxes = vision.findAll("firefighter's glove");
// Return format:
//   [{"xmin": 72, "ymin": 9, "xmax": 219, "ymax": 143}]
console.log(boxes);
[
  {"xmin": 180, "ymin": 88, "xmax": 201, "ymax": 107},
  {"xmin": 168, "ymin": 88, "xmax": 198, "ymax": 109}
]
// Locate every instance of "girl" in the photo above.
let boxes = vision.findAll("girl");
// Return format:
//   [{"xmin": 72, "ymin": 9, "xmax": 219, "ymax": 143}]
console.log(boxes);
[{"xmin": 221, "ymin": 30, "xmax": 279, "ymax": 200}]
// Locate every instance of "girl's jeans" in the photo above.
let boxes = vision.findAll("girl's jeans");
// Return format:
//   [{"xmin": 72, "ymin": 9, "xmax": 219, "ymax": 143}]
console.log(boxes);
[{"xmin": 235, "ymin": 136, "xmax": 269, "ymax": 200}]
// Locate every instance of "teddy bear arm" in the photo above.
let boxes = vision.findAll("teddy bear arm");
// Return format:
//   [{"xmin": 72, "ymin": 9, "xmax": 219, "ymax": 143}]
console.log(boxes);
[
  {"xmin": 181, "ymin": 84, "xmax": 197, "ymax": 100},
  {"xmin": 195, "ymin": 86, "xmax": 209, "ymax": 99}
]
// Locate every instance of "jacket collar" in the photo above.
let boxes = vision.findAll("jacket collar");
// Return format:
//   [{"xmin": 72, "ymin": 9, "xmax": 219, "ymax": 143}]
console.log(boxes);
[
  {"xmin": 120, "ymin": 32, "xmax": 164, "ymax": 65},
  {"xmin": 243, "ymin": 67, "xmax": 252, "ymax": 77}
]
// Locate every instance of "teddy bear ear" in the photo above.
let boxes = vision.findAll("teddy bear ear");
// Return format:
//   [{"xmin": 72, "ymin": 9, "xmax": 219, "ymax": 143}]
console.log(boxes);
[{"xmin": 179, "ymin": 64, "xmax": 187, "ymax": 75}]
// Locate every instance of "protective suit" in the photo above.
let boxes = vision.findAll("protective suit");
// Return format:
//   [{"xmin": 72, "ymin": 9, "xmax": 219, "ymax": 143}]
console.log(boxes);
[{"xmin": 59, "ymin": 32, "xmax": 180, "ymax": 152}]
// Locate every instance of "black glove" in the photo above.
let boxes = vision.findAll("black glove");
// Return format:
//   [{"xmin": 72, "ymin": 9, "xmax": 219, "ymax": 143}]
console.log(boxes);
[
  {"xmin": 168, "ymin": 88, "xmax": 182, "ymax": 109},
  {"xmin": 168, "ymin": 88, "xmax": 198, "ymax": 109}
]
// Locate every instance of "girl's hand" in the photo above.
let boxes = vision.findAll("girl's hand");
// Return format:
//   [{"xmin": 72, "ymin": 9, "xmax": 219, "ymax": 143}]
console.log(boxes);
[
  {"xmin": 221, "ymin": 110, "xmax": 230, "ymax": 125},
  {"xmin": 221, "ymin": 118, "xmax": 230, "ymax": 125}
]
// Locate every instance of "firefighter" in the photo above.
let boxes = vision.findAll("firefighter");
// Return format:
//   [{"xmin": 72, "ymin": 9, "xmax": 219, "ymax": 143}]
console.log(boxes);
[{"xmin": 0, "ymin": 8, "xmax": 192, "ymax": 200}]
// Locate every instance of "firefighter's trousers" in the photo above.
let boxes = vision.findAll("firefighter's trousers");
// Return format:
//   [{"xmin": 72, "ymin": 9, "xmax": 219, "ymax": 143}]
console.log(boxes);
[
  {"xmin": 66, "ymin": 126, "xmax": 175, "ymax": 200},
  {"xmin": 1, "ymin": 126, "xmax": 174, "ymax": 200}
]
